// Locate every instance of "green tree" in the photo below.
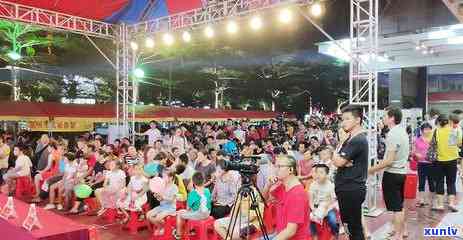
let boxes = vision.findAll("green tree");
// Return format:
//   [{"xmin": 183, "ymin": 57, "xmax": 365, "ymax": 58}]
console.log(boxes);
[{"xmin": 0, "ymin": 20, "xmax": 65, "ymax": 100}]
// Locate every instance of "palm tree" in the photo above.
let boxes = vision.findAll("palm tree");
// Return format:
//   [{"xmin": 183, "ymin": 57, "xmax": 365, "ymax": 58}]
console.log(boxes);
[{"xmin": 0, "ymin": 20, "xmax": 61, "ymax": 100}]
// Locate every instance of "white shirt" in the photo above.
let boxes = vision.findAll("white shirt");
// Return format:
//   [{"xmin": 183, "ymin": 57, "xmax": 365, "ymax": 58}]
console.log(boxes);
[
  {"xmin": 15, "ymin": 155, "xmax": 32, "ymax": 177},
  {"xmin": 234, "ymin": 129, "xmax": 246, "ymax": 144},
  {"xmin": 144, "ymin": 128, "xmax": 162, "ymax": 146},
  {"xmin": 105, "ymin": 169, "xmax": 126, "ymax": 191}
]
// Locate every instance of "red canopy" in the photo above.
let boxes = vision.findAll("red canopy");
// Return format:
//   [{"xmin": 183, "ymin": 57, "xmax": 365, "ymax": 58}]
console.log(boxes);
[{"xmin": 0, "ymin": 101, "xmax": 292, "ymax": 122}]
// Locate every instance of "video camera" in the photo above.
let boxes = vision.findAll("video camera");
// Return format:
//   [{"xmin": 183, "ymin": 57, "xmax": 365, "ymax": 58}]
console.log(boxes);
[
  {"xmin": 224, "ymin": 155, "xmax": 260, "ymax": 175},
  {"xmin": 223, "ymin": 155, "xmax": 261, "ymax": 185}
]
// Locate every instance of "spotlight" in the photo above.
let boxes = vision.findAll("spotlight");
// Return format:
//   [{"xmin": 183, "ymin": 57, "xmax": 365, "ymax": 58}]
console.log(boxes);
[
  {"xmin": 163, "ymin": 33, "xmax": 174, "ymax": 46},
  {"xmin": 145, "ymin": 38, "xmax": 155, "ymax": 48},
  {"xmin": 279, "ymin": 8, "xmax": 292, "ymax": 23},
  {"xmin": 422, "ymin": 49, "xmax": 428, "ymax": 55},
  {"xmin": 205, "ymin": 26, "xmax": 214, "ymax": 38},
  {"xmin": 130, "ymin": 41, "xmax": 138, "ymax": 51},
  {"xmin": 415, "ymin": 45, "xmax": 420, "ymax": 50},
  {"xmin": 250, "ymin": 16, "xmax": 263, "ymax": 30},
  {"xmin": 310, "ymin": 2, "xmax": 323, "ymax": 17},
  {"xmin": 227, "ymin": 21, "xmax": 238, "ymax": 34},
  {"xmin": 7, "ymin": 51, "xmax": 21, "ymax": 61},
  {"xmin": 182, "ymin": 31, "xmax": 191, "ymax": 42},
  {"xmin": 429, "ymin": 49, "xmax": 435, "ymax": 54},
  {"xmin": 134, "ymin": 68, "xmax": 145, "ymax": 78}
]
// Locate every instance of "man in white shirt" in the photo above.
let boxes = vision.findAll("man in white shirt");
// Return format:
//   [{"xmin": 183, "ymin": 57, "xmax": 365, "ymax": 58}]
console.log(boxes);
[{"xmin": 137, "ymin": 121, "xmax": 161, "ymax": 146}]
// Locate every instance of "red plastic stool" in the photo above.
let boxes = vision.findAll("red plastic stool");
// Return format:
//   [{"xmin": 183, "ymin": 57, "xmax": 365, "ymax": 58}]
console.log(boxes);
[
  {"xmin": 15, "ymin": 176, "xmax": 35, "ymax": 198},
  {"xmin": 176, "ymin": 201, "xmax": 186, "ymax": 210},
  {"xmin": 151, "ymin": 216, "xmax": 176, "ymax": 240},
  {"xmin": 123, "ymin": 211, "xmax": 148, "ymax": 234},
  {"xmin": 84, "ymin": 198, "xmax": 100, "ymax": 215},
  {"xmin": 184, "ymin": 216, "xmax": 218, "ymax": 240},
  {"xmin": 404, "ymin": 173, "xmax": 417, "ymax": 199},
  {"xmin": 102, "ymin": 208, "xmax": 121, "ymax": 222},
  {"xmin": 314, "ymin": 220, "xmax": 332, "ymax": 240}
]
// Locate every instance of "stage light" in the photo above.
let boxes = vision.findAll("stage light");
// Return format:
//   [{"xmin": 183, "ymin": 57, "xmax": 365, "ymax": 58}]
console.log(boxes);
[
  {"xmin": 448, "ymin": 36, "xmax": 463, "ymax": 44},
  {"xmin": 7, "ymin": 51, "xmax": 21, "ymax": 61},
  {"xmin": 422, "ymin": 49, "xmax": 428, "ymax": 55},
  {"xmin": 205, "ymin": 26, "xmax": 214, "ymax": 38},
  {"xmin": 279, "ymin": 8, "xmax": 292, "ymax": 24},
  {"xmin": 182, "ymin": 31, "xmax": 191, "ymax": 42},
  {"xmin": 429, "ymin": 49, "xmax": 435, "ymax": 54},
  {"xmin": 310, "ymin": 2, "xmax": 323, "ymax": 17},
  {"xmin": 134, "ymin": 68, "xmax": 145, "ymax": 78},
  {"xmin": 250, "ymin": 16, "xmax": 263, "ymax": 30},
  {"xmin": 415, "ymin": 45, "xmax": 420, "ymax": 50},
  {"xmin": 145, "ymin": 38, "xmax": 155, "ymax": 48},
  {"xmin": 163, "ymin": 33, "xmax": 174, "ymax": 46},
  {"xmin": 227, "ymin": 21, "xmax": 238, "ymax": 34},
  {"xmin": 130, "ymin": 41, "xmax": 138, "ymax": 51}
]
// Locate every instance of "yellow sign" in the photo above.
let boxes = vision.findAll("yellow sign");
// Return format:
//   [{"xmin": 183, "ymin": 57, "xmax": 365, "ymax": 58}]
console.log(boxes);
[{"xmin": 28, "ymin": 119, "xmax": 94, "ymax": 132}]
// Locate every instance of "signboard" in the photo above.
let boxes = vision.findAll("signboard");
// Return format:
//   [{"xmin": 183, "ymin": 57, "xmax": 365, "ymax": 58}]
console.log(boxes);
[{"xmin": 28, "ymin": 119, "xmax": 94, "ymax": 132}]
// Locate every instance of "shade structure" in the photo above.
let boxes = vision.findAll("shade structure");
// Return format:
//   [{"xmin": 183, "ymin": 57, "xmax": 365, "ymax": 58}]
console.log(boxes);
[
  {"xmin": 3, "ymin": 0, "xmax": 204, "ymax": 23},
  {"xmin": 0, "ymin": 101, "xmax": 293, "ymax": 123}
]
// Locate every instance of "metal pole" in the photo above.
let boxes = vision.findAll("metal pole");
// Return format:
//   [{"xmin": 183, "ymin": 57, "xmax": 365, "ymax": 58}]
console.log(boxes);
[{"xmin": 11, "ymin": 65, "xmax": 19, "ymax": 101}]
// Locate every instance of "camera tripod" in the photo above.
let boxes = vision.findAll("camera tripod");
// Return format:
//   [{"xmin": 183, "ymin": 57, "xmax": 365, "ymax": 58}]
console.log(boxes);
[{"xmin": 225, "ymin": 176, "xmax": 270, "ymax": 240}]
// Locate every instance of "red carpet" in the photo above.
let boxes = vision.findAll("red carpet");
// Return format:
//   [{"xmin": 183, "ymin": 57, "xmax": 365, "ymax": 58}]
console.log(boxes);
[{"xmin": 0, "ymin": 194, "xmax": 89, "ymax": 240}]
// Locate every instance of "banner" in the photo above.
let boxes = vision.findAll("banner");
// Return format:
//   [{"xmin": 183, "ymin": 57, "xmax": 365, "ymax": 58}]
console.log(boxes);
[{"xmin": 28, "ymin": 119, "xmax": 94, "ymax": 132}]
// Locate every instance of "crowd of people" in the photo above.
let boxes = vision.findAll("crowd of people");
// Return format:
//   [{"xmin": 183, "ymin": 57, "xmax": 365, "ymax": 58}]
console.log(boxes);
[{"xmin": 0, "ymin": 105, "xmax": 461, "ymax": 240}]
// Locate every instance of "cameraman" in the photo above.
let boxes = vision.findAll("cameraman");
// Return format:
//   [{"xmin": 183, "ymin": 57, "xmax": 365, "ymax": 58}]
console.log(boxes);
[
  {"xmin": 262, "ymin": 155, "xmax": 310, "ymax": 240},
  {"xmin": 211, "ymin": 159, "xmax": 241, "ymax": 219}
]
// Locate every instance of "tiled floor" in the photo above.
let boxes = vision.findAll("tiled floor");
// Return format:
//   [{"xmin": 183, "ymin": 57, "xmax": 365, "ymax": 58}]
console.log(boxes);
[{"xmin": 33, "ymin": 177, "xmax": 463, "ymax": 240}]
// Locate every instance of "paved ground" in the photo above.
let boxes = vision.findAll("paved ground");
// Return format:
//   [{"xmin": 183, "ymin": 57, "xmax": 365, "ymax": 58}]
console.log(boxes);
[{"xmin": 45, "ymin": 177, "xmax": 463, "ymax": 239}]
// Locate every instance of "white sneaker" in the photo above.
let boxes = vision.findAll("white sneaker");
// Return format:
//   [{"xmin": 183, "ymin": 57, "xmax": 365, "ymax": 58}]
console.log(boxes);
[
  {"xmin": 56, "ymin": 204, "xmax": 64, "ymax": 211},
  {"xmin": 44, "ymin": 204, "xmax": 56, "ymax": 210}
]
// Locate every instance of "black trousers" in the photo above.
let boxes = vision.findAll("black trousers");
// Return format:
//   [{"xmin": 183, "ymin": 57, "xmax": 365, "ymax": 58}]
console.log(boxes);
[
  {"xmin": 417, "ymin": 162, "xmax": 436, "ymax": 192},
  {"xmin": 435, "ymin": 160, "xmax": 458, "ymax": 195},
  {"xmin": 336, "ymin": 189, "xmax": 366, "ymax": 240},
  {"xmin": 211, "ymin": 204, "xmax": 232, "ymax": 219}
]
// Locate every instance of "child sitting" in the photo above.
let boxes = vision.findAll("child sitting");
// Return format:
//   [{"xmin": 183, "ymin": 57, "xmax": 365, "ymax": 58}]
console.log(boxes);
[
  {"xmin": 65, "ymin": 155, "xmax": 90, "ymax": 213},
  {"xmin": 44, "ymin": 152, "xmax": 77, "ymax": 211},
  {"xmin": 147, "ymin": 169, "xmax": 178, "ymax": 236},
  {"xmin": 317, "ymin": 146, "xmax": 336, "ymax": 181},
  {"xmin": 309, "ymin": 164, "xmax": 339, "ymax": 239},
  {"xmin": 2, "ymin": 144, "xmax": 32, "ymax": 195},
  {"xmin": 95, "ymin": 160, "xmax": 126, "ymax": 216},
  {"xmin": 174, "ymin": 172, "xmax": 211, "ymax": 239},
  {"xmin": 117, "ymin": 164, "xmax": 148, "ymax": 223}
]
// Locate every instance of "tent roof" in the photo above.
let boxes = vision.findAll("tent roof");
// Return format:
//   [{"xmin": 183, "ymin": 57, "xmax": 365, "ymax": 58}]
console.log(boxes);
[
  {"xmin": 5, "ymin": 0, "xmax": 203, "ymax": 24},
  {"xmin": 0, "ymin": 101, "xmax": 291, "ymax": 122}
]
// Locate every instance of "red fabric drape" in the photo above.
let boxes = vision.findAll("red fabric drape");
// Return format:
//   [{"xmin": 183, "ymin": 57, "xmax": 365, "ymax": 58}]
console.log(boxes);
[{"xmin": 4, "ymin": 0, "xmax": 129, "ymax": 20}]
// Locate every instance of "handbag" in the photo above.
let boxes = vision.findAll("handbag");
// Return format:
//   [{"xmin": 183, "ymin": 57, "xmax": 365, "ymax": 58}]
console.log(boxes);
[{"xmin": 425, "ymin": 130, "xmax": 438, "ymax": 163}]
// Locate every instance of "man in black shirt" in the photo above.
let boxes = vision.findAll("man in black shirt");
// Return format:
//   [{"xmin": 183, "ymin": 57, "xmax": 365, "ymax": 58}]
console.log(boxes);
[{"xmin": 333, "ymin": 105, "xmax": 368, "ymax": 240}]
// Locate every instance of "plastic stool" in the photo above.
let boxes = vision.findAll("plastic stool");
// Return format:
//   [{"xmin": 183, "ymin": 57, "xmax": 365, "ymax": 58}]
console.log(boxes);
[
  {"xmin": 123, "ymin": 211, "xmax": 148, "ymax": 234},
  {"xmin": 84, "ymin": 198, "xmax": 100, "ymax": 215},
  {"xmin": 102, "ymin": 208, "xmax": 121, "ymax": 223},
  {"xmin": 151, "ymin": 216, "xmax": 176, "ymax": 240},
  {"xmin": 184, "ymin": 216, "xmax": 218, "ymax": 240},
  {"xmin": 404, "ymin": 173, "xmax": 417, "ymax": 199},
  {"xmin": 15, "ymin": 176, "xmax": 35, "ymax": 198},
  {"xmin": 176, "ymin": 201, "xmax": 186, "ymax": 210},
  {"xmin": 314, "ymin": 221, "xmax": 332, "ymax": 240}
]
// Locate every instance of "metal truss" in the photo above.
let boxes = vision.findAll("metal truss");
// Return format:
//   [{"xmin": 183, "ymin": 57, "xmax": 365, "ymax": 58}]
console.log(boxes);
[
  {"xmin": 116, "ymin": 0, "xmax": 312, "ymax": 139},
  {"xmin": 0, "ymin": 0, "xmax": 115, "ymax": 39},
  {"xmin": 128, "ymin": 0, "xmax": 310, "ymax": 36},
  {"xmin": 116, "ymin": 24, "xmax": 136, "ymax": 141},
  {"xmin": 350, "ymin": 0, "xmax": 382, "ymax": 217}
]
